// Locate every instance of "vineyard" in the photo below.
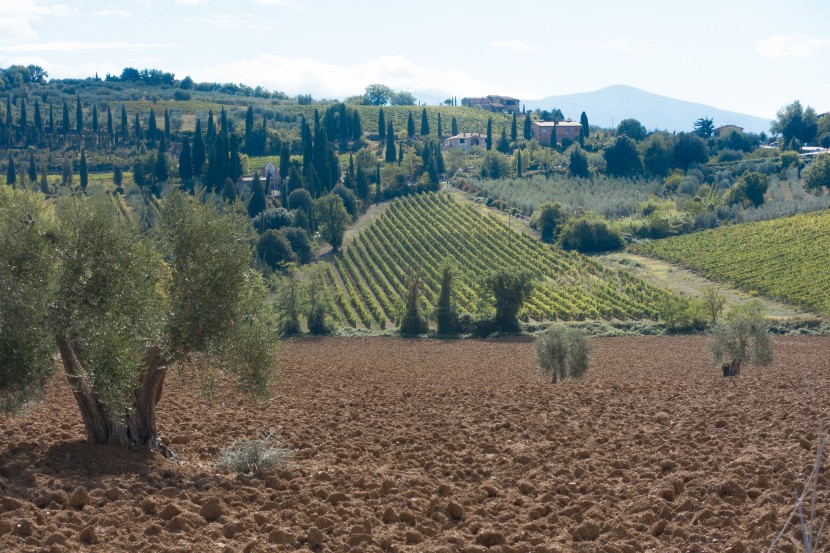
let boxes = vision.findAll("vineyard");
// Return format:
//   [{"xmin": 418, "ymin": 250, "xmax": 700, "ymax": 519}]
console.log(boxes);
[
  {"xmin": 633, "ymin": 210, "xmax": 830, "ymax": 314},
  {"xmin": 324, "ymin": 193, "xmax": 676, "ymax": 328}
]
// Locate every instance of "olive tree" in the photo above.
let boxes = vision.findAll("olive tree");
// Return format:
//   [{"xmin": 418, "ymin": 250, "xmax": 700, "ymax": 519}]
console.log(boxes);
[
  {"xmin": 710, "ymin": 302, "xmax": 773, "ymax": 377},
  {"xmin": 534, "ymin": 325, "xmax": 591, "ymax": 383},
  {"xmin": 0, "ymin": 188, "xmax": 278, "ymax": 457}
]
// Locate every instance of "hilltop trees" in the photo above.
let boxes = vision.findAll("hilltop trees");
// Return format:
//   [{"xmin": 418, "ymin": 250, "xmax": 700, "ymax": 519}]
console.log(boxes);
[
  {"xmin": 365, "ymin": 84, "xmax": 394, "ymax": 106},
  {"xmin": 617, "ymin": 118, "xmax": 646, "ymax": 141},
  {"xmin": 771, "ymin": 100, "xmax": 818, "ymax": 147},
  {"xmin": 693, "ymin": 117, "xmax": 714, "ymax": 139},
  {"xmin": 0, "ymin": 188, "xmax": 278, "ymax": 454}
]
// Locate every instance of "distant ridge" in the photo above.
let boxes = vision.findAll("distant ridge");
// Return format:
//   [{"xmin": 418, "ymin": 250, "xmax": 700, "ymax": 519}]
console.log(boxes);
[{"xmin": 522, "ymin": 85, "xmax": 771, "ymax": 134}]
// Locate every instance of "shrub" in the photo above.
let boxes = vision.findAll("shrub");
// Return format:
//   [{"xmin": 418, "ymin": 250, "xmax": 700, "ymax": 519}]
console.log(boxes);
[
  {"xmin": 280, "ymin": 227, "xmax": 313, "ymax": 265},
  {"xmin": 400, "ymin": 267, "xmax": 428, "ymax": 336},
  {"xmin": 216, "ymin": 432, "xmax": 290, "ymax": 475},
  {"xmin": 252, "ymin": 207, "xmax": 294, "ymax": 234},
  {"xmin": 658, "ymin": 295, "xmax": 707, "ymax": 333},
  {"xmin": 434, "ymin": 264, "xmax": 459, "ymax": 336},
  {"xmin": 481, "ymin": 267, "xmax": 534, "ymax": 332},
  {"xmin": 458, "ymin": 313, "xmax": 498, "ymax": 338},
  {"xmin": 256, "ymin": 230, "xmax": 296, "ymax": 270},
  {"xmin": 803, "ymin": 154, "xmax": 830, "ymax": 190},
  {"xmin": 530, "ymin": 202, "xmax": 567, "ymax": 243},
  {"xmin": 558, "ymin": 216, "xmax": 624, "ymax": 253},
  {"xmin": 710, "ymin": 302, "xmax": 773, "ymax": 376},
  {"xmin": 306, "ymin": 265, "xmax": 332, "ymax": 335},
  {"xmin": 534, "ymin": 325, "xmax": 591, "ymax": 383}
]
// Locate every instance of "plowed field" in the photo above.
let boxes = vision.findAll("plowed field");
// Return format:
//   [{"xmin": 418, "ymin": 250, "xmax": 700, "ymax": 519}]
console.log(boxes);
[{"xmin": 1, "ymin": 336, "xmax": 828, "ymax": 552}]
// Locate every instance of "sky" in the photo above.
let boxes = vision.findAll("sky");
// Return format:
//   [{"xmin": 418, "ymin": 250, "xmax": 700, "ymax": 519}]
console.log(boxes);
[{"xmin": 0, "ymin": 0, "xmax": 827, "ymax": 119}]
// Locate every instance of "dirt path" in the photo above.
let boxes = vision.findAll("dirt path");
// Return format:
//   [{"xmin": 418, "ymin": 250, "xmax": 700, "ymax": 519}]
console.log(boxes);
[{"xmin": 599, "ymin": 252, "xmax": 817, "ymax": 320}]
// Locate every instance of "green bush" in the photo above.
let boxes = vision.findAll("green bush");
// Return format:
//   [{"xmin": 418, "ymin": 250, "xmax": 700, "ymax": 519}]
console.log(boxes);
[
  {"xmin": 658, "ymin": 295, "xmax": 707, "ymax": 333},
  {"xmin": 216, "ymin": 432, "xmax": 290, "ymax": 475},
  {"xmin": 534, "ymin": 325, "xmax": 591, "ymax": 383},
  {"xmin": 710, "ymin": 302, "xmax": 773, "ymax": 376},
  {"xmin": 558, "ymin": 216, "xmax": 624, "ymax": 253}
]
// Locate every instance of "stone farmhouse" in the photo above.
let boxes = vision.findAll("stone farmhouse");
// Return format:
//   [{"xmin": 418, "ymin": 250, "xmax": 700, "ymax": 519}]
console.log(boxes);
[{"xmin": 531, "ymin": 121, "xmax": 583, "ymax": 146}]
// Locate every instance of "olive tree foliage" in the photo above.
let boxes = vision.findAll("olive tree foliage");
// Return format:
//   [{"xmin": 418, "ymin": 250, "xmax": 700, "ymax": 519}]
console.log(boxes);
[
  {"xmin": 803, "ymin": 154, "xmax": 830, "ymax": 191},
  {"xmin": 710, "ymin": 302, "xmax": 773, "ymax": 377},
  {"xmin": 0, "ymin": 188, "xmax": 278, "ymax": 455},
  {"xmin": 534, "ymin": 325, "xmax": 591, "ymax": 383}
]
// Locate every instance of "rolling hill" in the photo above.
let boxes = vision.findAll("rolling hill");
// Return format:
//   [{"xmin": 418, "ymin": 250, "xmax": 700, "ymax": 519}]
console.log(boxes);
[{"xmin": 522, "ymin": 85, "xmax": 772, "ymax": 134}]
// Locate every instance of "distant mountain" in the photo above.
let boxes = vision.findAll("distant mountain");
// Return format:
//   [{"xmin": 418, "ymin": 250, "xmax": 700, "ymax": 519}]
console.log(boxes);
[{"xmin": 522, "ymin": 85, "xmax": 771, "ymax": 134}]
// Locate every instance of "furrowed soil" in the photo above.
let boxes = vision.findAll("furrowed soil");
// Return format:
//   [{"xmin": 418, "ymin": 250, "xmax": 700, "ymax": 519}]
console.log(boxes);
[{"xmin": 1, "ymin": 336, "xmax": 828, "ymax": 552}]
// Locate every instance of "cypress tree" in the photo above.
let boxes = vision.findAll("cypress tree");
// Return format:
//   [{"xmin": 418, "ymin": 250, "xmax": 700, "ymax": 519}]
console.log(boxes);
[
  {"xmin": 107, "ymin": 106, "xmax": 113, "ymax": 140},
  {"xmin": 435, "ymin": 264, "xmax": 458, "ymax": 335},
  {"xmin": 580, "ymin": 111, "xmax": 590, "ymax": 139},
  {"xmin": 192, "ymin": 119, "xmax": 205, "ymax": 178},
  {"xmin": 228, "ymin": 137, "xmax": 243, "ymax": 182},
  {"xmin": 48, "ymin": 103, "xmax": 54, "ymax": 135},
  {"xmin": 378, "ymin": 109, "xmax": 385, "ymax": 142},
  {"xmin": 312, "ymin": 109, "xmax": 320, "ymax": 136},
  {"xmin": 120, "ymin": 104, "xmax": 128, "ymax": 142},
  {"xmin": 92, "ymin": 104, "xmax": 98, "ymax": 134},
  {"xmin": 486, "ymin": 117, "xmax": 493, "ymax": 150},
  {"xmin": 351, "ymin": 110, "xmax": 362, "ymax": 141},
  {"xmin": 451, "ymin": 116, "xmax": 458, "ymax": 136},
  {"xmin": 179, "ymin": 136, "xmax": 193, "ymax": 182},
  {"xmin": 18, "ymin": 98, "xmax": 27, "ymax": 142},
  {"xmin": 313, "ymin": 126, "xmax": 332, "ymax": 194},
  {"xmin": 385, "ymin": 121, "xmax": 396, "ymax": 163},
  {"xmin": 279, "ymin": 143, "xmax": 290, "ymax": 184},
  {"xmin": 75, "ymin": 95, "xmax": 83, "ymax": 135},
  {"xmin": 34, "ymin": 100, "xmax": 42, "ymax": 138},
  {"xmin": 5, "ymin": 96, "xmax": 11, "ymax": 142},
  {"xmin": 6, "ymin": 156, "xmax": 15, "ymax": 186},
  {"xmin": 338, "ymin": 103, "xmax": 349, "ymax": 142},
  {"xmin": 420, "ymin": 108, "xmax": 430, "ymax": 136},
  {"xmin": 206, "ymin": 110, "xmax": 215, "ymax": 139},
  {"xmin": 355, "ymin": 163, "xmax": 369, "ymax": 201},
  {"xmin": 133, "ymin": 113, "xmax": 142, "ymax": 141},
  {"xmin": 244, "ymin": 106, "xmax": 254, "ymax": 152},
  {"xmin": 517, "ymin": 150, "xmax": 523, "ymax": 177},
  {"xmin": 154, "ymin": 138, "xmax": 168, "ymax": 183},
  {"xmin": 79, "ymin": 149, "xmax": 88, "ymax": 192},
  {"xmin": 147, "ymin": 109, "xmax": 157, "ymax": 141},
  {"xmin": 551, "ymin": 123, "xmax": 557, "ymax": 148},
  {"xmin": 407, "ymin": 111, "xmax": 415, "ymax": 139},
  {"xmin": 248, "ymin": 173, "xmax": 266, "ymax": 218},
  {"xmin": 40, "ymin": 163, "xmax": 49, "ymax": 194},
  {"xmin": 398, "ymin": 142, "xmax": 403, "ymax": 164},
  {"xmin": 497, "ymin": 129, "xmax": 510, "ymax": 153},
  {"xmin": 436, "ymin": 143, "xmax": 445, "ymax": 175},
  {"xmin": 288, "ymin": 163, "xmax": 303, "ymax": 195},
  {"xmin": 437, "ymin": 113, "xmax": 443, "ymax": 140},
  {"xmin": 28, "ymin": 150, "xmax": 37, "ymax": 182},
  {"xmin": 220, "ymin": 107, "xmax": 228, "ymax": 135},
  {"xmin": 62, "ymin": 101, "xmax": 70, "ymax": 135},
  {"xmin": 301, "ymin": 117, "xmax": 313, "ymax": 172},
  {"xmin": 523, "ymin": 112, "xmax": 532, "ymax": 140},
  {"xmin": 511, "ymin": 112, "xmax": 517, "ymax": 142},
  {"xmin": 164, "ymin": 109, "xmax": 170, "ymax": 140}
]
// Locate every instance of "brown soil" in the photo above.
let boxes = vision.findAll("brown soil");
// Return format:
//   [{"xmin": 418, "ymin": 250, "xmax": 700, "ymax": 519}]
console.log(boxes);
[{"xmin": 1, "ymin": 336, "xmax": 828, "ymax": 552}]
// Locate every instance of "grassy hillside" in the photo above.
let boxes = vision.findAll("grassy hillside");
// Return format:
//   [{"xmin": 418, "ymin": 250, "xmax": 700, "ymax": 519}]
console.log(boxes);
[
  {"xmin": 633, "ymin": 210, "xmax": 830, "ymax": 314},
  {"xmin": 324, "ymin": 193, "xmax": 675, "ymax": 329}
]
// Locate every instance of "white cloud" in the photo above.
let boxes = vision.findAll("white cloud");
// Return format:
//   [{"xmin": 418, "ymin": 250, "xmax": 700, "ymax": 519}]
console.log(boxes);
[
  {"xmin": 253, "ymin": 0, "xmax": 289, "ymax": 5},
  {"xmin": 196, "ymin": 13, "xmax": 267, "ymax": 30},
  {"xmin": 92, "ymin": 9, "xmax": 133, "ymax": 17},
  {"xmin": 491, "ymin": 40, "xmax": 541, "ymax": 53},
  {"xmin": 176, "ymin": 0, "xmax": 210, "ymax": 4},
  {"xmin": 185, "ymin": 54, "xmax": 489, "ymax": 99},
  {"xmin": 0, "ymin": 1, "xmax": 76, "ymax": 43},
  {"xmin": 757, "ymin": 34, "xmax": 830, "ymax": 60},
  {"xmin": 0, "ymin": 42, "xmax": 173, "ymax": 53},
  {"xmin": 582, "ymin": 37, "xmax": 652, "ymax": 55}
]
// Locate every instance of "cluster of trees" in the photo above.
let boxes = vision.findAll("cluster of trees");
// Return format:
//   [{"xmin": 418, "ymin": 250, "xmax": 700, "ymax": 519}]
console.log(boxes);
[{"xmin": 360, "ymin": 84, "xmax": 417, "ymax": 106}]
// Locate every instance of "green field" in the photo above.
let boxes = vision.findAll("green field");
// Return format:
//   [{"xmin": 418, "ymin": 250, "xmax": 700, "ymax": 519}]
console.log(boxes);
[
  {"xmin": 633, "ymin": 210, "xmax": 830, "ymax": 314},
  {"xmin": 324, "ymin": 193, "xmax": 675, "ymax": 329}
]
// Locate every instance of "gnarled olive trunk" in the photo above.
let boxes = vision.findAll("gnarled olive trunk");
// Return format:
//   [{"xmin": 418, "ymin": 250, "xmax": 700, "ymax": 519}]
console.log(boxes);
[
  {"xmin": 58, "ymin": 339, "xmax": 176, "ymax": 459},
  {"xmin": 722, "ymin": 359, "xmax": 741, "ymax": 377}
]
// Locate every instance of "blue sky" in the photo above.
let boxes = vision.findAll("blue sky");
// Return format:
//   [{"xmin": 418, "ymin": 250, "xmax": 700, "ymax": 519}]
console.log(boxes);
[{"xmin": 0, "ymin": 0, "xmax": 827, "ymax": 118}]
